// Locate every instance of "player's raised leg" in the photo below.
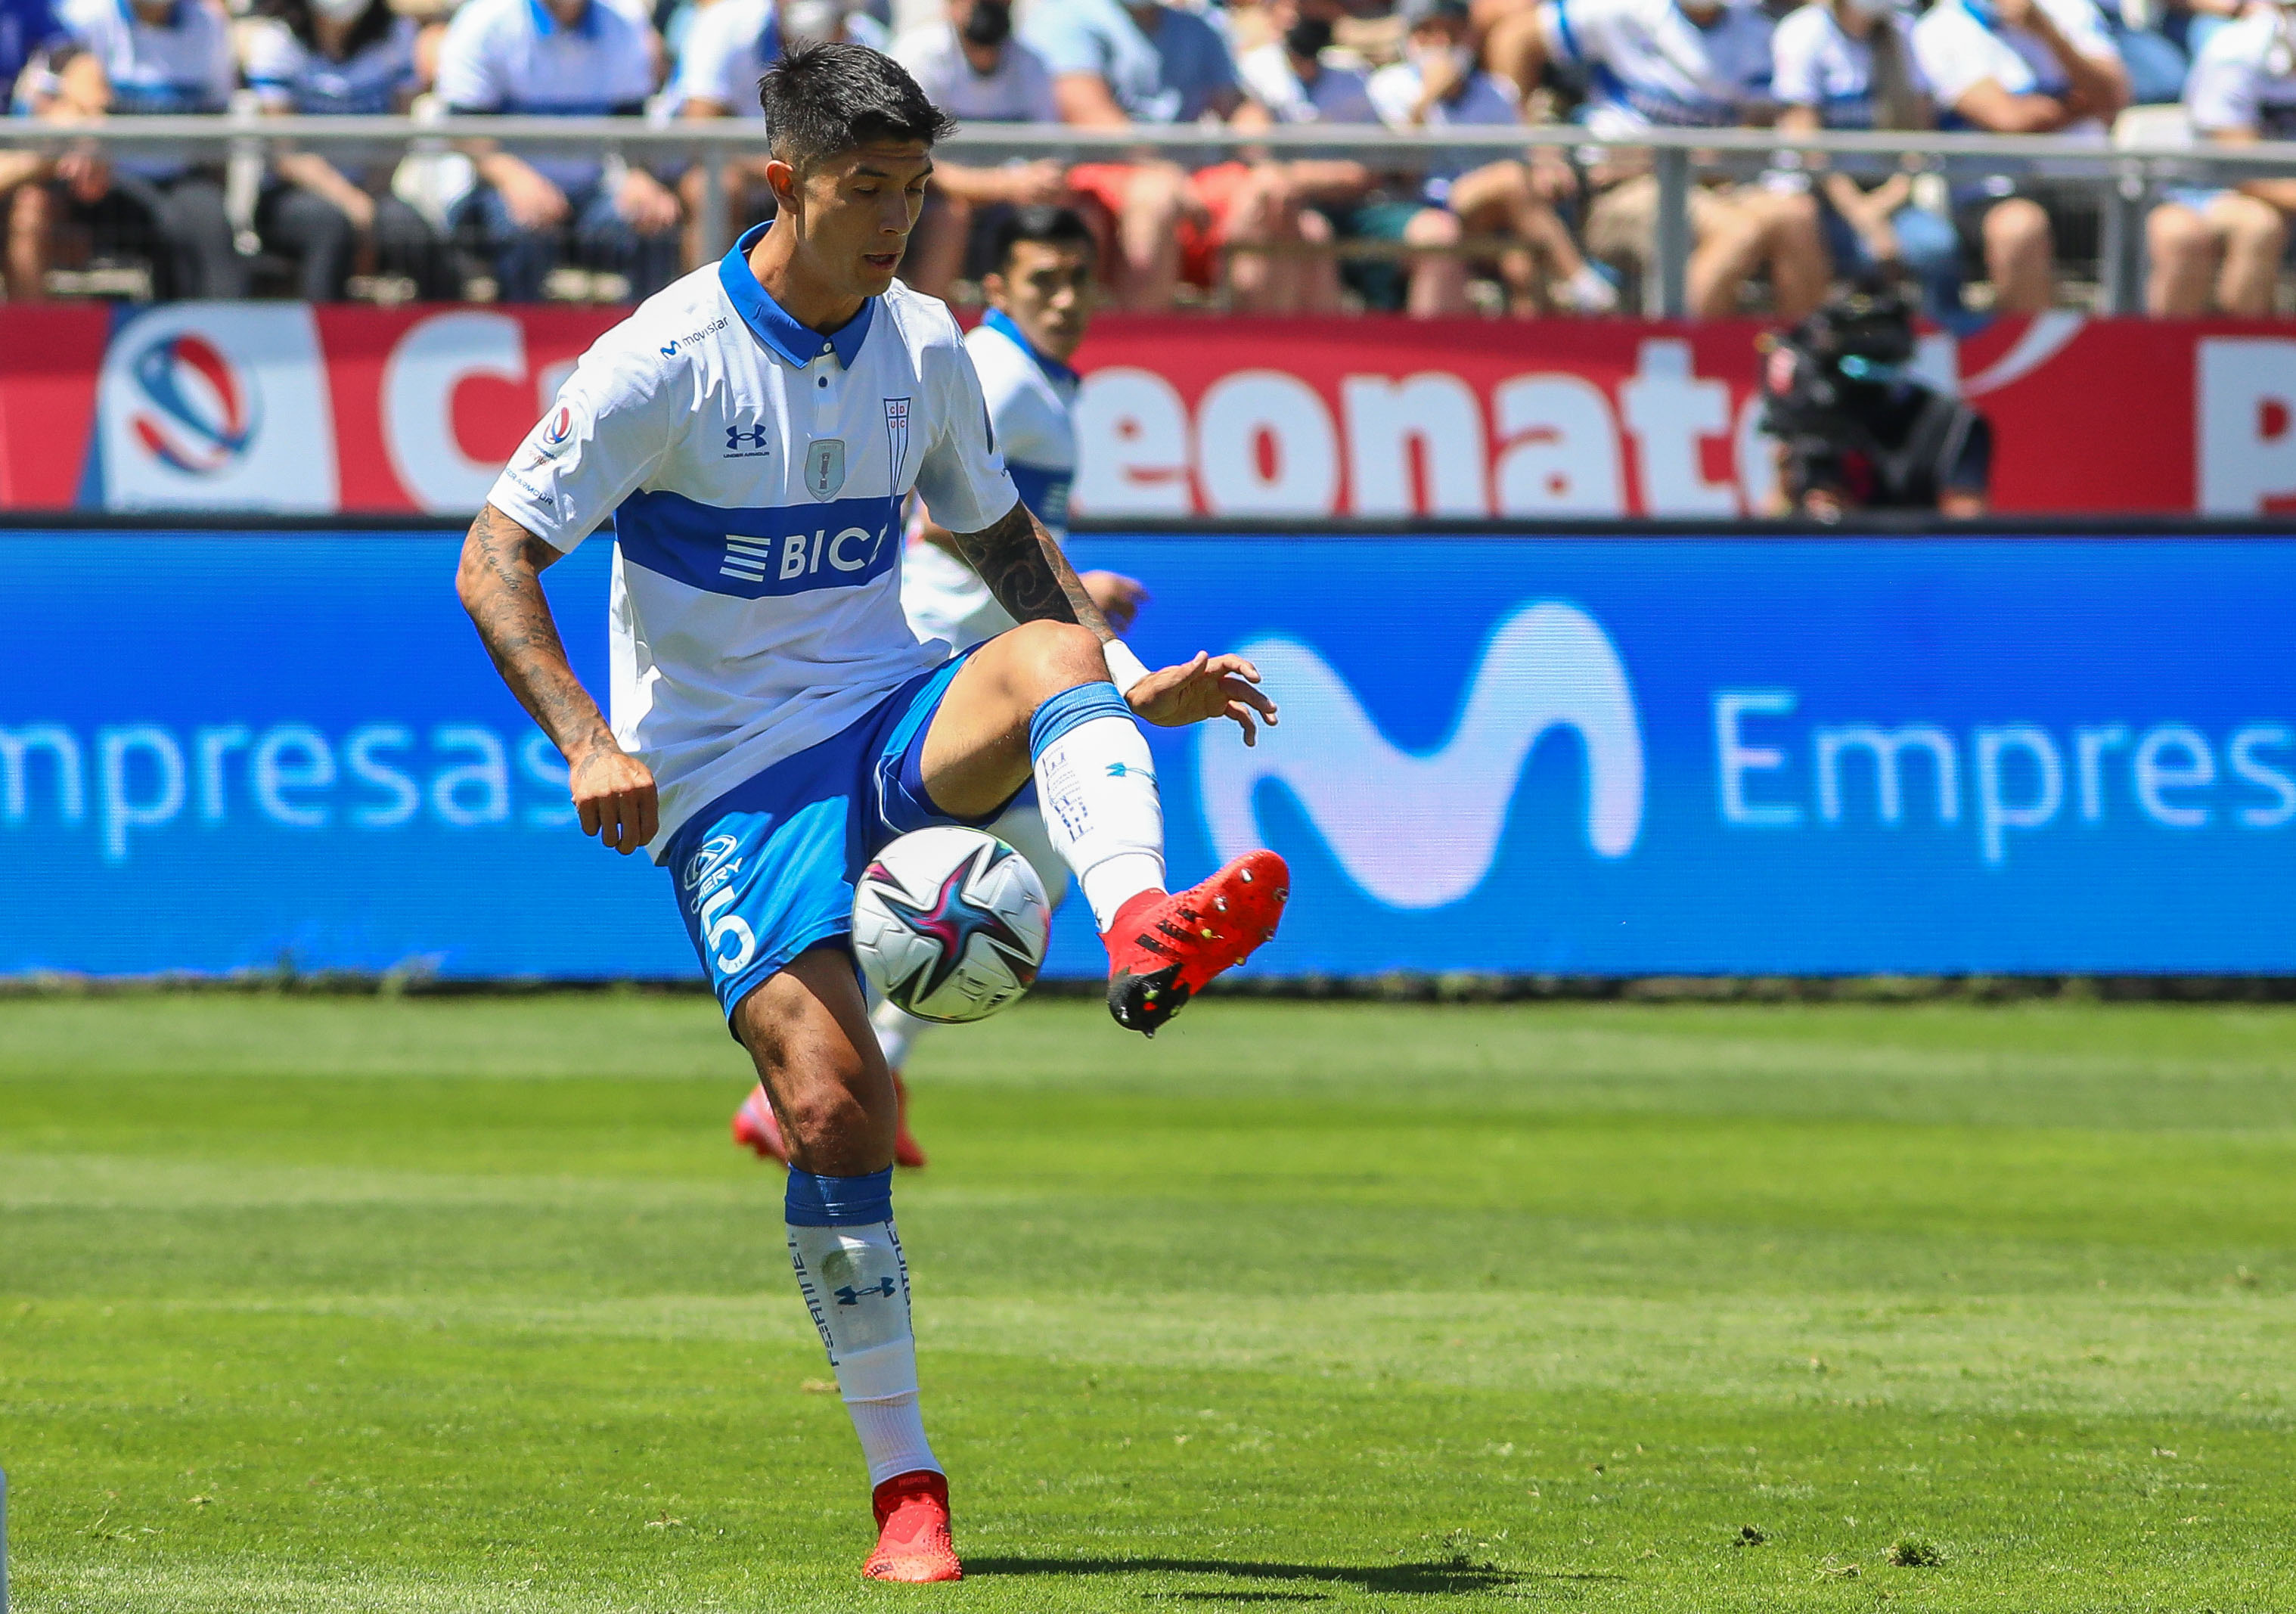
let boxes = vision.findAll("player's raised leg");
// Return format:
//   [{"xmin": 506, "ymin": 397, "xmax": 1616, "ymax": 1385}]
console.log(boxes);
[
  {"xmin": 733, "ymin": 946, "xmax": 961, "ymax": 1583},
  {"xmin": 916, "ymin": 608, "xmax": 1290, "ymax": 1034}
]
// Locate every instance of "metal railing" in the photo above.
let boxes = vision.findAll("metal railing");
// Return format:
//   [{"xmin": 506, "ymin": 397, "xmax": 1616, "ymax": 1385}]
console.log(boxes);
[{"xmin": 8, "ymin": 116, "xmax": 2295, "ymax": 315}]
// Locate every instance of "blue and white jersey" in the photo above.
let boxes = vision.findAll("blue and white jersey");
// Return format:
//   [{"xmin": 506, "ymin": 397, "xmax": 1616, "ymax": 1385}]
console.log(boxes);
[
  {"xmin": 1536, "ymin": 0, "xmax": 1775, "ymax": 137},
  {"xmin": 2186, "ymin": 9, "xmax": 2296, "ymax": 140},
  {"xmin": 57, "ymin": 0, "xmax": 232, "ymax": 112},
  {"xmin": 672, "ymin": 0, "xmax": 776, "ymax": 116},
  {"xmin": 436, "ymin": 0, "xmax": 658, "ymax": 190},
  {"xmin": 488, "ymin": 225, "xmax": 1019, "ymax": 857},
  {"xmin": 1770, "ymin": 3, "xmax": 1928, "ymax": 129},
  {"xmin": 1912, "ymin": 0, "xmax": 2119, "ymax": 136},
  {"xmin": 241, "ymin": 14, "xmax": 420, "ymax": 114},
  {"xmin": 901, "ymin": 306, "xmax": 1079, "ymax": 654}
]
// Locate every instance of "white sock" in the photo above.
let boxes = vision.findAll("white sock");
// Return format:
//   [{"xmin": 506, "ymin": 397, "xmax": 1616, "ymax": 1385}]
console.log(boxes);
[
  {"xmin": 870, "ymin": 997, "xmax": 929, "ymax": 1072},
  {"xmin": 786, "ymin": 1171, "xmax": 941, "ymax": 1486},
  {"xmin": 1029, "ymin": 684, "xmax": 1165, "ymax": 933}
]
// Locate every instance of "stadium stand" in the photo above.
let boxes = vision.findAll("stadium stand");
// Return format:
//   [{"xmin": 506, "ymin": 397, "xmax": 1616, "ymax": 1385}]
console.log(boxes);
[{"xmin": 1, "ymin": 0, "xmax": 2291, "ymax": 317}]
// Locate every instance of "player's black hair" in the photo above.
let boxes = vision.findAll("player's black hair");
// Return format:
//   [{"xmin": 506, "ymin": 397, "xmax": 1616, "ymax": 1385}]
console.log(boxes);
[
  {"xmin": 758, "ymin": 42, "xmax": 957, "ymax": 170},
  {"xmin": 988, "ymin": 205, "xmax": 1098, "ymax": 275}
]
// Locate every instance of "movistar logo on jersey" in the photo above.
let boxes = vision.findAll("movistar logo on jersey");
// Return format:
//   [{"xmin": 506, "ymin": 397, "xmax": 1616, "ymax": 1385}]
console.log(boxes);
[{"xmin": 1197, "ymin": 602, "xmax": 1644, "ymax": 911}]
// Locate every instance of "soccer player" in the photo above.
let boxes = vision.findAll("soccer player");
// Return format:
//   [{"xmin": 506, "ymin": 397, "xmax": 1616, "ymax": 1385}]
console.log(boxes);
[
  {"xmin": 455, "ymin": 45, "xmax": 1287, "ymax": 1585},
  {"xmin": 731, "ymin": 202, "xmax": 1143, "ymax": 1172}
]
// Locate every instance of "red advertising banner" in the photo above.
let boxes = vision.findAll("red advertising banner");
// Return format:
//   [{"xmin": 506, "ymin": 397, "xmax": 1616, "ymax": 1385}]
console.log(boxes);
[{"xmin": 3, "ymin": 303, "xmax": 2291, "ymax": 516}]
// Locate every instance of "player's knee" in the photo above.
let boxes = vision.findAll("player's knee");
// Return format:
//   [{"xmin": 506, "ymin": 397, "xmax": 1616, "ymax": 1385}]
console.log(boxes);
[{"xmin": 1004, "ymin": 618, "xmax": 1106, "ymax": 702}]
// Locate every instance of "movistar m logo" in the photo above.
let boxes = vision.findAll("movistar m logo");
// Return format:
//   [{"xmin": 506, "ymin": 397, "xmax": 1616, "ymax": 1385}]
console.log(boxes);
[
  {"xmin": 1107, "ymin": 762, "xmax": 1153, "ymax": 781},
  {"xmin": 1197, "ymin": 602, "xmax": 1643, "ymax": 910}
]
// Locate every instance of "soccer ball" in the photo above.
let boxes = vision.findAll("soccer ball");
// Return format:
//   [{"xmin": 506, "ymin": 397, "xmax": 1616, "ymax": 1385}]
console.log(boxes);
[{"xmin": 852, "ymin": 827, "xmax": 1053, "ymax": 1023}]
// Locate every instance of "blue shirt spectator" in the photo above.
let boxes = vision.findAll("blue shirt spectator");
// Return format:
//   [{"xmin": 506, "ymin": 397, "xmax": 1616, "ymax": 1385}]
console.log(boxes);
[
  {"xmin": 3, "ymin": 0, "xmax": 64, "ymax": 96},
  {"xmin": 438, "ymin": 0, "xmax": 681, "ymax": 303},
  {"xmin": 57, "ymin": 0, "xmax": 234, "ymax": 116},
  {"xmin": 1024, "ymin": 0, "xmax": 1239, "ymax": 124}
]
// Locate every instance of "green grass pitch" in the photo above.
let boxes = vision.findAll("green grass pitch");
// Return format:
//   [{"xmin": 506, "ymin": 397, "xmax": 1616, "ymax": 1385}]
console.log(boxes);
[{"xmin": 4, "ymin": 993, "xmax": 2294, "ymax": 1612}]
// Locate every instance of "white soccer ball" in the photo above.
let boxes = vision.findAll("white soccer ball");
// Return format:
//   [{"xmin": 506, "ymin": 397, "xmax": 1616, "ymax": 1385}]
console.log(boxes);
[{"xmin": 852, "ymin": 826, "xmax": 1053, "ymax": 1023}]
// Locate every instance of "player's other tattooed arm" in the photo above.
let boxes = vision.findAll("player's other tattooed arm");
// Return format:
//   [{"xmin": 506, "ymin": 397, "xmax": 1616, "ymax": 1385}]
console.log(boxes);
[
  {"xmin": 948, "ymin": 500, "xmax": 1114, "ymax": 640},
  {"xmin": 455, "ymin": 502, "xmax": 659, "ymax": 853},
  {"xmin": 951, "ymin": 501, "xmax": 1278, "ymax": 745}
]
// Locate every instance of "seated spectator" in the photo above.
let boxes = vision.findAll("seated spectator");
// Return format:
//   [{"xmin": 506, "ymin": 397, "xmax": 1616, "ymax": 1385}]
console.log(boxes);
[
  {"xmin": 1235, "ymin": 0, "xmax": 1388, "ymax": 312},
  {"xmin": 1023, "ymin": 0, "xmax": 1318, "ymax": 312},
  {"xmin": 1772, "ymin": 0, "xmax": 1962, "ymax": 320},
  {"xmin": 1367, "ymin": 0, "xmax": 1616, "ymax": 314},
  {"xmin": 677, "ymin": 0, "xmax": 888, "ymax": 262},
  {"xmin": 27, "ymin": 0, "xmax": 243, "ymax": 298},
  {"xmin": 2, "ymin": 0, "xmax": 69, "ymax": 299},
  {"xmin": 2098, "ymin": 0, "xmax": 2191, "ymax": 105},
  {"xmin": 2146, "ymin": 0, "xmax": 2296, "ymax": 315},
  {"xmin": 1911, "ymin": 0, "xmax": 2127, "ymax": 314},
  {"xmin": 438, "ymin": 0, "xmax": 680, "ymax": 302},
  {"xmin": 242, "ymin": 0, "xmax": 460, "ymax": 300},
  {"xmin": 1494, "ymin": 0, "xmax": 1828, "ymax": 319},
  {"xmin": 891, "ymin": 0, "xmax": 1069, "ymax": 298}
]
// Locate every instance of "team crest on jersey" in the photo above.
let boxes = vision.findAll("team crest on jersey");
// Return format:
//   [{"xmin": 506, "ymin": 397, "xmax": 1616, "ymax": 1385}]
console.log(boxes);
[
  {"xmin": 804, "ymin": 438, "xmax": 847, "ymax": 500},
  {"xmin": 883, "ymin": 397, "xmax": 911, "ymax": 484}
]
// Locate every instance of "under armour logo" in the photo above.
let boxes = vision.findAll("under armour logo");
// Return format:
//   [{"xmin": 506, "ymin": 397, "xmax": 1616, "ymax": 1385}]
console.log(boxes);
[
  {"xmin": 833, "ymin": 1277, "xmax": 898, "ymax": 1305},
  {"xmin": 726, "ymin": 421, "xmax": 771, "ymax": 454}
]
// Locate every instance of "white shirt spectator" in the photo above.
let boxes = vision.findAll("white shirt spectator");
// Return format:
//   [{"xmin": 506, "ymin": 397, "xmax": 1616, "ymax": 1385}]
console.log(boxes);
[
  {"xmin": 1912, "ymin": 0, "xmax": 2121, "ymax": 137},
  {"xmin": 1535, "ymin": 0, "xmax": 1775, "ymax": 138},
  {"xmin": 485, "ymin": 224, "xmax": 1018, "ymax": 853},
  {"xmin": 437, "ymin": 0, "xmax": 659, "ymax": 186},
  {"xmin": 1022, "ymin": 0, "xmax": 1238, "ymax": 124},
  {"xmin": 57, "ymin": 0, "xmax": 233, "ymax": 113},
  {"xmin": 891, "ymin": 17, "xmax": 1057, "ymax": 121},
  {"xmin": 1368, "ymin": 57, "xmax": 1520, "ymax": 203},
  {"xmin": 242, "ymin": 13, "xmax": 420, "ymax": 114},
  {"xmin": 675, "ymin": 0, "xmax": 777, "ymax": 117},
  {"xmin": 1770, "ymin": 2, "xmax": 1928, "ymax": 129},
  {"xmin": 1238, "ymin": 39, "xmax": 1378, "ymax": 123},
  {"xmin": 2185, "ymin": 7, "xmax": 2296, "ymax": 138}
]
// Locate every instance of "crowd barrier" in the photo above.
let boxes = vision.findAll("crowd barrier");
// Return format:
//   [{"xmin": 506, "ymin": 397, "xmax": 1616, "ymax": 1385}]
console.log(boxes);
[
  {"xmin": 4, "ymin": 526, "xmax": 2291, "ymax": 981},
  {"xmin": 7, "ymin": 305, "xmax": 2296, "ymax": 517}
]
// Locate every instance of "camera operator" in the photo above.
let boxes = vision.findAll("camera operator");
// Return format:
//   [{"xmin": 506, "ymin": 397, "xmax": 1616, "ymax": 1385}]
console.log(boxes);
[{"xmin": 1758, "ymin": 274, "xmax": 1992, "ymax": 520}]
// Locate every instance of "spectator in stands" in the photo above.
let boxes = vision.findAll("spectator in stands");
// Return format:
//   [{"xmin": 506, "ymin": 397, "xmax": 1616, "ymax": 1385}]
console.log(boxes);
[
  {"xmin": 1491, "ymin": 0, "xmax": 1829, "ymax": 319},
  {"xmin": 1023, "ymin": 0, "xmax": 1318, "ymax": 312},
  {"xmin": 2, "ymin": 0, "xmax": 70, "ymax": 298},
  {"xmin": 1368, "ymin": 0, "xmax": 1617, "ymax": 314},
  {"xmin": 1911, "ymin": 0, "xmax": 2127, "ymax": 314},
  {"xmin": 1233, "ymin": 0, "xmax": 1388, "ymax": 312},
  {"xmin": 26, "ymin": 0, "xmax": 243, "ymax": 298},
  {"xmin": 242, "ymin": 0, "xmax": 460, "ymax": 300},
  {"xmin": 891, "ymin": 0, "xmax": 1069, "ymax": 298},
  {"xmin": 438, "ymin": 0, "xmax": 680, "ymax": 301},
  {"xmin": 2146, "ymin": 0, "xmax": 2296, "ymax": 314},
  {"xmin": 1772, "ymin": 0, "xmax": 1962, "ymax": 321}
]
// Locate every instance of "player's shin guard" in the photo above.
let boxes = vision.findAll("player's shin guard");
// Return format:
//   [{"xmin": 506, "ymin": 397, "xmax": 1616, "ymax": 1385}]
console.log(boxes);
[
  {"xmin": 785, "ymin": 1168, "xmax": 939, "ymax": 1486},
  {"xmin": 1029, "ymin": 681, "xmax": 1165, "ymax": 933}
]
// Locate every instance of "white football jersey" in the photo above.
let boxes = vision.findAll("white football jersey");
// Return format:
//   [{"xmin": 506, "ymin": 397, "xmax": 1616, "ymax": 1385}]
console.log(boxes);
[
  {"xmin": 901, "ymin": 308, "xmax": 1080, "ymax": 654},
  {"xmin": 672, "ymin": 0, "xmax": 776, "ymax": 116},
  {"xmin": 488, "ymin": 225, "xmax": 1019, "ymax": 858},
  {"xmin": 1536, "ymin": 0, "xmax": 1776, "ymax": 137},
  {"xmin": 1770, "ymin": 3, "xmax": 1928, "ymax": 129}
]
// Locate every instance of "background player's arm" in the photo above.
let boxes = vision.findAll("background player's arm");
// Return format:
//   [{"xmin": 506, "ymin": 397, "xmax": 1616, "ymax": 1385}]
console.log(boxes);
[{"xmin": 456, "ymin": 502, "xmax": 659, "ymax": 854}]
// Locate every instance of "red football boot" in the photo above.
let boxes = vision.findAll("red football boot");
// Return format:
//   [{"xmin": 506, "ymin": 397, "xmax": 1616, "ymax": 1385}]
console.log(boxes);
[
  {"xmin": 730, "ymin": 1084, "xmax": 787, "ymax": 1165},
  {"xmin": 862, "ymin": 1470, "xmax": 962, "ymax": 1583},
  {"xmin": 1103, "ymin": 851, "xmax": 1289, "ymax": 1036},
  {"xmin": 891, "ymin": 1072, "xmax": 929, "ymax": 1171}
]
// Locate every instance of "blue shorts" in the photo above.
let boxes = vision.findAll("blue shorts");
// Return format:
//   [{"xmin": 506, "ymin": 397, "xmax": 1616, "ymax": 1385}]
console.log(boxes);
[{"xmin": 662, "ymin": 652, "xmax": 1019, "ymax": 1020}]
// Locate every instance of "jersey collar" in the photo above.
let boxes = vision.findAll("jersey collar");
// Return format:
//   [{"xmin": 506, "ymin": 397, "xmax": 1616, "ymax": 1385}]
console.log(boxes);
[
  {"xmin": 721, "ymin": 222, "xmax": 877, "ymax": 370},
  {"xmin": 980, "ymin": 306, "xmax": 1077, "ymax": 387}
]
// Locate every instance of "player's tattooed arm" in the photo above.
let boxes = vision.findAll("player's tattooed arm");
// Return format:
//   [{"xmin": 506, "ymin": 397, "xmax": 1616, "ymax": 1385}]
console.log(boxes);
[
  {"xmin": 948, "ymin": 499, "xmax": 1114, "ymax": 641},
  {"xmin": 455, "ymin": 502, "xmax": 659, "ymax": 853}
]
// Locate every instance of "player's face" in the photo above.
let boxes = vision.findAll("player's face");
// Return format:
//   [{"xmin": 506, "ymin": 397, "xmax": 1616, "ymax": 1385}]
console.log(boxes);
[
  {"xmin": 798, "ymin": 140, "xmax": 935, "ymax": 301},
  {"xmin": 987, "ymin": 240, "xmax": 1097, "ymax": 363}
]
